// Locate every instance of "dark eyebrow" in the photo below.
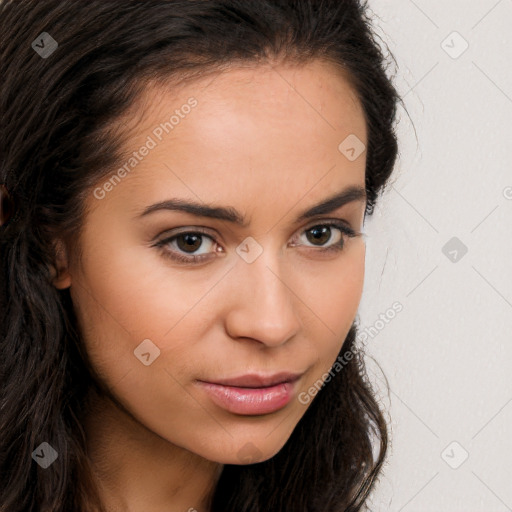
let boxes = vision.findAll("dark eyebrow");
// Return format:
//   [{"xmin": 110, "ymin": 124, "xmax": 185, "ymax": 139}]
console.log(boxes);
[
  {"xmin": 294, "ymin": 185, "xmax": 367, "ymax": 223},
  {"xmin": 138, "ymin": 185, "xmax": 367, "ymax": 225}
]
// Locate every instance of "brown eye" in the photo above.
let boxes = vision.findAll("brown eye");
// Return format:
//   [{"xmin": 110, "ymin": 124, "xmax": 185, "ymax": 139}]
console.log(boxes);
[
  {"xmin": 175, "ymin": 233, "xmax": 204, "ymax": 253},
  {"xmin": 305, "ymin": 226, "xmax": 336, "ymax": 246},
  {"xmin": 292, "ymin": 220, "xmax": 359, "ymax": 254},
  {"xmin": 155, "ymin": 229, "xmax": 218, "ymax": 264},
  {"xmin": 300, "ymin": 224, "xmax": 343, "ymax": 248}
]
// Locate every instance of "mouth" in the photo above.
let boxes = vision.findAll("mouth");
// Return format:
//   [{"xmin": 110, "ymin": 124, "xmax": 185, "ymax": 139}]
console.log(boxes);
[
  {"xmin": 206, "ymin": 372, "xmax": 303, "ymax": 388},
  {"xmin": 196, "ymin": 371, "xmax": 304, "ymax": 415}
]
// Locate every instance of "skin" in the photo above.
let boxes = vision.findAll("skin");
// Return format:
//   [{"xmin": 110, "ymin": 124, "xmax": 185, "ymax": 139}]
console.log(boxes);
[{"xmin": 53, "ymin": 58, "xmax": 368, "ymax": 512}]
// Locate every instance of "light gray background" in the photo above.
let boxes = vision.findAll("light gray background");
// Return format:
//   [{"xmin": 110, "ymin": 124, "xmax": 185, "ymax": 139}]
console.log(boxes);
[{"xmin": 360, "ymin": 1, "xmax": 512, "ymax": 510}]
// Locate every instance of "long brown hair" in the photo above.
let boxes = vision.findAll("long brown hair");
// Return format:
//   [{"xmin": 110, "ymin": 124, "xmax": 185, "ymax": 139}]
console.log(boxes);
[{"xmin": 0, "ymin": 1, "xmax": 401, "ymax": 510}]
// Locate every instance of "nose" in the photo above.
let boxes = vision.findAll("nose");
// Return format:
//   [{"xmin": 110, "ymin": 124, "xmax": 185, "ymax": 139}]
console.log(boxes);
[{"xmin": 223, "ymin": 249, "xmax": 302, "ymax": 348}]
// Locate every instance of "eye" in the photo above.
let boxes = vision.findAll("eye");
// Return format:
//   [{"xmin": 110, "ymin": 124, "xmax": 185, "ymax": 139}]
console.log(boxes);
[
  {"xmin": 291, "ymin": 220, "xmax": 359, "ymax": 254},
  {"xmin": 154, "ymin": 229, "xmax": 219, "ymax": 264}
]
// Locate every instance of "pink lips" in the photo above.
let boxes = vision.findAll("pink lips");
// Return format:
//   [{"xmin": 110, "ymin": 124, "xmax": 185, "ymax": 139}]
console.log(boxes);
[{"xmin": 197, "ymin": 372, "xmax": 302, "ymax": 415}]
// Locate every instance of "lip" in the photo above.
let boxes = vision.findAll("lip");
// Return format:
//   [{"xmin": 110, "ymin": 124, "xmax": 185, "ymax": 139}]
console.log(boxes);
[
  {"xmin": 197, "ymin": 372, "xmax": 303, "ymax": 415},
  {"xmin": 207, "ymin": 372, "xmax": 303, "ymax": 388}
]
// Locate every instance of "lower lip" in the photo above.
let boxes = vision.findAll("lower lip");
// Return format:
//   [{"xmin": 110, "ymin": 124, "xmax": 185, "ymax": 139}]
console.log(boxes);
[{"xmin": 197, "ymin": 380, "xmax": 298, "ymax": 415}]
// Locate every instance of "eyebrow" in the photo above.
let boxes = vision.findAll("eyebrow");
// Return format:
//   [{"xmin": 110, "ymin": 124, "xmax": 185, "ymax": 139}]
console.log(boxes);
[{"xmin": 138, "ymin": 185, "xmax": 367, "ymax": 226}]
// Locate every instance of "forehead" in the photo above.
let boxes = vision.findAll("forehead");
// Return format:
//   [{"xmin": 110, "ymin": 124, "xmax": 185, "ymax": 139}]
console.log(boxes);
[
  {"xmin": 131, "ymin": 58, "xmax": 366, "ymax": 142},
  {"xmin": 93, "ymin": 59, "xmax": 367, "ymax": 219}
]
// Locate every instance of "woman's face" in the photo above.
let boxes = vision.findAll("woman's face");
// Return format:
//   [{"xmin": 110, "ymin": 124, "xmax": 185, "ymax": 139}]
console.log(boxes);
[{"xmin": 56, "ymin": 59, "xmax": 368, "ymax": 464}]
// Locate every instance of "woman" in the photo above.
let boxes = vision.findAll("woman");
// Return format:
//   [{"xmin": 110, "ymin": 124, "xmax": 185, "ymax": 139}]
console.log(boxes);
[{"xmin": 0, "ymin": 1, "xmax": 401, "ymax": 510}]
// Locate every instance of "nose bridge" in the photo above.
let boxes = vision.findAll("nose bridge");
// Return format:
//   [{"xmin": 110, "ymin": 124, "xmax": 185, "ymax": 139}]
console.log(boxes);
[{"xmin": 224, "ymin": 241, "xmax": 301, "ymax": 346}]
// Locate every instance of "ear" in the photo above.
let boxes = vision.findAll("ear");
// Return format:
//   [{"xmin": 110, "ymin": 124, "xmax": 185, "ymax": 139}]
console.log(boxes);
[{"xmin": 51, "ymin": 238, "xmax": 72, "ymax": 289}]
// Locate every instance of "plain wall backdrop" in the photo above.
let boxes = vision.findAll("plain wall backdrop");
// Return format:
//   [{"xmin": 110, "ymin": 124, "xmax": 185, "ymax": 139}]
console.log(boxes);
[{"xmin": 360, "ymin": 1, "xmax": 512, "ymax": 510}]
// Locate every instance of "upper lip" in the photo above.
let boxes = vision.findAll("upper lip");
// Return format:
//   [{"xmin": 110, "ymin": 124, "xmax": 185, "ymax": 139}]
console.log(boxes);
[{"xmin": 200, "ymin": 371, "xmax": 303, "ymax": 388}]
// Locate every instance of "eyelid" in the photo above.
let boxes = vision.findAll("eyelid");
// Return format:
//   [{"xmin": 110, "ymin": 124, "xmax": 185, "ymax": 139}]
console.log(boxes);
[
  {"xmin": 154, "ymin": 217, "xmax": 359, "ymax": 244},
  {"xmin": 155, "ymin": 226, "xmax": 218, "ymax": 243},
  {"xmin": 302, "ymin": 216, "xmax": 359, "ymax": 233}
]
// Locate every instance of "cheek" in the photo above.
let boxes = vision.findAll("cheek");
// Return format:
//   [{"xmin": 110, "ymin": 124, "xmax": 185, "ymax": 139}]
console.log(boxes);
[
  {"xmin": 299, "ymin": 240, "xmax": 365, "ymax": 333},
  {"xmin": 295, "ymin": 241, "xmax": 365, "ymax": 370},
  {"xmin": 68, "ymin": 240, "xmax": 210, "ymax": 385},
  {"xmin": 69, "ymin": 241, "xmax": 213, "ymax": 390},
  {"xmin": 73, "ymin": 225, "xmax": 218, "ymax": 333}
]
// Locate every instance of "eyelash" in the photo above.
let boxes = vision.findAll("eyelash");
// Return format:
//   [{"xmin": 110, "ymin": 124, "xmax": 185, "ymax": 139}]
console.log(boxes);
[{"xmin": 154, "ymin": 220, "xmax": 361, "ymax": 265}]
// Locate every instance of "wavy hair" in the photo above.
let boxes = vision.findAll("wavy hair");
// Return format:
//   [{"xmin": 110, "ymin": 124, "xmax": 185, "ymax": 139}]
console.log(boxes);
[{"xmin": 0, "ymin": 1, "xmax": 401, "ymax": 510}]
